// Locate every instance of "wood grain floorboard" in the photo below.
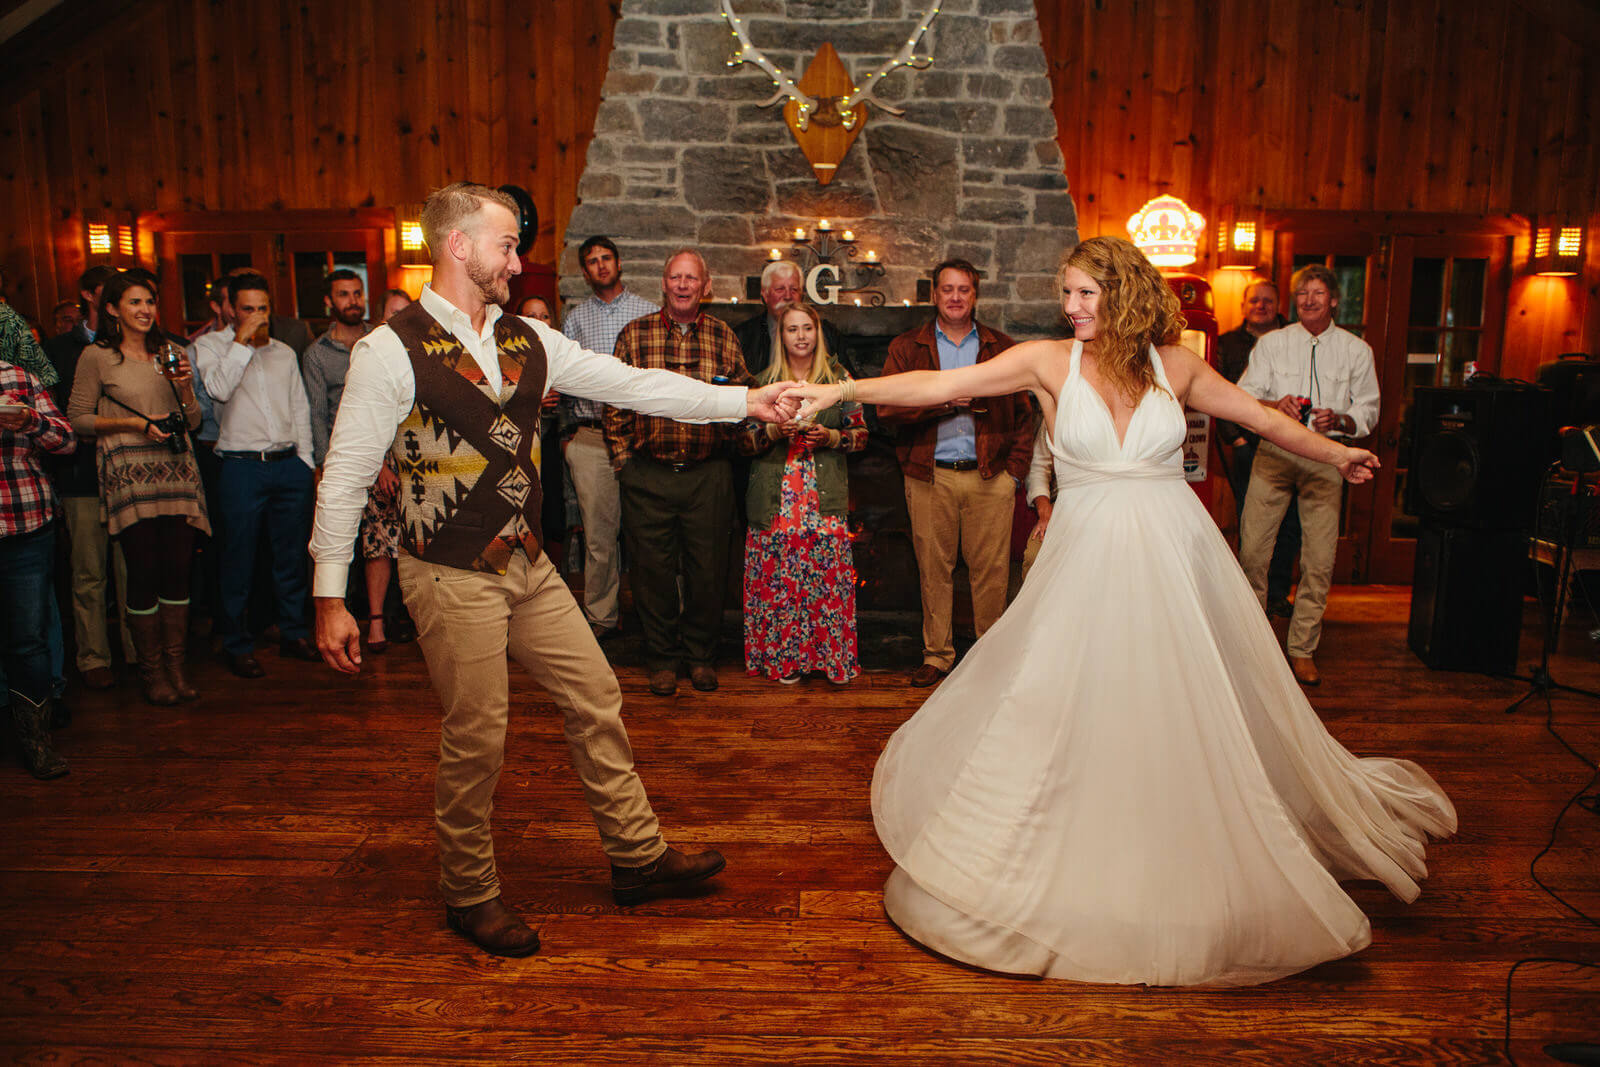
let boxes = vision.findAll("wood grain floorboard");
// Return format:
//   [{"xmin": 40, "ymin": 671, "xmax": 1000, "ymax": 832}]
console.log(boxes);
[{"xmin": 3, "ymin": 590, "xmax": 1598, "ymax": 1062}]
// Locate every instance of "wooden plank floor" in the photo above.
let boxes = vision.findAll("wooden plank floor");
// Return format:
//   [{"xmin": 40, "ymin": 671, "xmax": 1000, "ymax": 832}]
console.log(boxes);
[{"xmin": 4, "ymin": 587, "xmax": 1599, "ymax": 1064}]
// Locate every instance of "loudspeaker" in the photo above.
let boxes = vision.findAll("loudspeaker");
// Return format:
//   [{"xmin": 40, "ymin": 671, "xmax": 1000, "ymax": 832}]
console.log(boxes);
[
  {"xmin": 1408, "ymin": 522, "xmax": 1524, "ymax": 674},
  {"xmin": 1407, "ymin": 384, "xmax": 1555, "ymax": 529}
]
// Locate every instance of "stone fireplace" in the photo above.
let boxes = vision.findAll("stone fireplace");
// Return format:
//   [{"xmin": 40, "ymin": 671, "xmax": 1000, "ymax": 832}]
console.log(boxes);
[
  {"xmin": 563, "ymin": 0, "xmax": 1080, "ymax": 620},
  {"xmin": 562, "ymin": 0, "xmax": 1080, "ymax": 340}
]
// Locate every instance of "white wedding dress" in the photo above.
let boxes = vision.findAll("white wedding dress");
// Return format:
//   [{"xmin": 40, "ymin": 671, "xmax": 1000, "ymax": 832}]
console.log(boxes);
[{"xmin": 875, "ymin": 341, "xmax": 1457, "ymax": 987}]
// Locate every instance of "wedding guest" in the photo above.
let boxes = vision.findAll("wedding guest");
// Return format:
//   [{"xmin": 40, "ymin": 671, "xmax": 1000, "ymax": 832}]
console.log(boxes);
[
  {"xmin": 66, "ymin": 273, "xmax": 209, "ymax": 705},
  {"xmin": 0, "ymin": 355, "xmax": 75, "ymax": 778},
  {"xmin": 739, "ymin": 302, "xmax": 865, "ymax": 685}
]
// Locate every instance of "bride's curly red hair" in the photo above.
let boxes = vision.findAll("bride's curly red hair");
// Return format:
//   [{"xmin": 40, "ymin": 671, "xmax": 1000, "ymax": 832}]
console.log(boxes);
[{"xmin": 1059, "ymin": 236, "xmax": 1186, "ymax": 403}]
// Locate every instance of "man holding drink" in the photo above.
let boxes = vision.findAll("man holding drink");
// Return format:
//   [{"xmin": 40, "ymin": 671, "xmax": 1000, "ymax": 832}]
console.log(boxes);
[{"xmin": 191, "ymin": 273, "xmax": 318, "ymax": 678}]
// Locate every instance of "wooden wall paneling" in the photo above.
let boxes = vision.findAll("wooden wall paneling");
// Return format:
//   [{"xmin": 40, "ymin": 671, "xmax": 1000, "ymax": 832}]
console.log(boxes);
[
  {"xmin": 1372, "ymin": 0, "xmax": 1436, "ymax": 212},
  {"xmin": 429, "ymin": 0, "xmax": 465, "ymax": 188},
  {"xmin": 187, "ymin": 0, "xmax": 222, "ymax": 211},
  {"xmin": 464, "ymin": 0, "xmax": 506, "ymax": 189},
  {"xmin": 1146, "ymin": 0, "xmax": 1195, "ymax": 208},
  {"xmin": 280, "ymin": 0, "xmax": 318, "ymax": 208},
  {"xmin": 12, "ymin": 93, "xmax": 58, "ymax": 315},
  {"xmin": 1198, "ymin": 0, "xmax": 1255, "ymax": 216},
  {"xmin": 550, "ymin": 2, "xmax": 580, "ymax": 260},
  {"xmin": 1259, "ymin": 0, "xmax": 1302, "ymax": 211},
  {"xmin": 1316, "ymin": 0, "xmax": 1385, "ymax": 212}
]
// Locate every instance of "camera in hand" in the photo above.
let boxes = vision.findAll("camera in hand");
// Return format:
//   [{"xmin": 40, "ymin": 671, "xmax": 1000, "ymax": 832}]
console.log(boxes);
[{"xmin": 152, "ymin": 411, "xmax": 189, "ymax": 454}]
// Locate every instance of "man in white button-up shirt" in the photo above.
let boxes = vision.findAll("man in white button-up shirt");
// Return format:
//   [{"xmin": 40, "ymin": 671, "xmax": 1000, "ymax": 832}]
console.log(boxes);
[
  {"xmin": 192, "ymin": 273, "xmax": 318, "ymax": 678},
  {"xmin": 1236, "ymin": 264, "xmax": 1381, "ymax": 686},
  {"xmin": 308, "ymin": 182, "xmax": 797, "ymax": 958}
]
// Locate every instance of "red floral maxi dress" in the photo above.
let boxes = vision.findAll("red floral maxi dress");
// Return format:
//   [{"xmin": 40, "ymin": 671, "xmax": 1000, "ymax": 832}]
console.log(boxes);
[{"xmin": 743, "ymin": 416, "xmax": 864, "ymax": 684}]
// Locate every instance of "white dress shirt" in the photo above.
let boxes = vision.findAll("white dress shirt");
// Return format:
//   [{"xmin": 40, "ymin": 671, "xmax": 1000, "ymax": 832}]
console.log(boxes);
[
  {"xmin": 1236, "ymin": 322, "xmax": 1381, "ymax": 438},
  {"xmin": 1025, "ymin": 423, "xmax": 1054, "ymax": 504},
  {"xmin": 191, "ymin": 325, "xmax": 315, "ymax": 465},
  {"xmin": 309, "ymin": 284, "xmax": 751, "ymax": 596}
]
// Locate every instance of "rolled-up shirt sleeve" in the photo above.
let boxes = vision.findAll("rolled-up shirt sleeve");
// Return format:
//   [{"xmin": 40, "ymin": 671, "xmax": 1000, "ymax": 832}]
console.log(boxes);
[{"xmin": 308, "ymin": 330, "xmax": 409, "ymax": 598}]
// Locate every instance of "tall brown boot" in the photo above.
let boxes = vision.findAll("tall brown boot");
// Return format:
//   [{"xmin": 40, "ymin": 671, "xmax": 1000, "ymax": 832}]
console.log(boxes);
[
  {"xmin": 10, "ymin": 693, "xmax": 67, "ymax": 780},
  {"xmin": 128, "ymin": 611, "xmax": 178, "ymax": 706},
  {"xmin": 159, "ymin": 600, "xmax": 199, "ymax": 702}
]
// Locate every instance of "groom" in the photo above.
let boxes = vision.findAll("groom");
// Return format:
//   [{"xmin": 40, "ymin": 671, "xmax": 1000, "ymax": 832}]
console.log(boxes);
[{"xmin": 311, "ymin": 182, "xmax": 796, "ymax": 956}]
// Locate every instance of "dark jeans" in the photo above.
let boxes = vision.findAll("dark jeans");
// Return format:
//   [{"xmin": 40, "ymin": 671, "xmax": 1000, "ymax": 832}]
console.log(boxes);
[
  {"xmin": 217, "ymin": 455, "xmax": 313, "ymax": 656},
  {"xmin": 0, "ymin": 523, "xmax": 58, "ymax": 704},
  {"xmin": 1232, "ymin": 440, "xmax": 1300, "ymax": 603},
  {"xmin": 617, "ymin": 455, "xmax": 733, "ymax": 671}
]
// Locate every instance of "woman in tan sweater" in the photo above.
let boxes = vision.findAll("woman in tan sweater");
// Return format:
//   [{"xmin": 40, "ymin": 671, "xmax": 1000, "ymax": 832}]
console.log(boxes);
[{"xmin": 67, "ymin": 272, "xmax": 209, "ymax": 705}]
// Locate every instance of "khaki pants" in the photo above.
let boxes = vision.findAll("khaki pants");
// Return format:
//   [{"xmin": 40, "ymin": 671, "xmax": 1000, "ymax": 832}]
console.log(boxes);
[
  {"xmin": 1238, "ymin": 441, "xmax": 1343, "ymax": 658},
  {"xmin": 904, "ymin": 467, "xmax": 1015, "ymax": 672},
  {"xmin": 563, "ymin": 426, "xmax": 622, "ymax": 630},
  {"xmin": 398, "ymin": 549, "xmax": 665, "ymax": 908},
  {"xmin": 61, "ymin": 497, "xmax": 112, "ymax": 672}
]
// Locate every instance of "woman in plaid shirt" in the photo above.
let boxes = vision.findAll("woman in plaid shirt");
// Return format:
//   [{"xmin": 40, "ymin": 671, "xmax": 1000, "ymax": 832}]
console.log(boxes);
[{"xmin": 0, "ymin": 357, "xmax": 76, "ymax": 779}]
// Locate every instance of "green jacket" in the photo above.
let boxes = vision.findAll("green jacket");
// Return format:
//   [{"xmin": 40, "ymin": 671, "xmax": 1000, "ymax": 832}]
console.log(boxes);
[{"xmin": 741, "ymin": 399, "xmax": 856, "ymax": 531}]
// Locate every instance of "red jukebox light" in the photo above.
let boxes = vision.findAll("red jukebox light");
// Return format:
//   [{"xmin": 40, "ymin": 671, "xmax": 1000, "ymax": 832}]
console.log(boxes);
[{"xmin": 1165, "ymin": 273, "xmax": 1223, "ymax": 514}]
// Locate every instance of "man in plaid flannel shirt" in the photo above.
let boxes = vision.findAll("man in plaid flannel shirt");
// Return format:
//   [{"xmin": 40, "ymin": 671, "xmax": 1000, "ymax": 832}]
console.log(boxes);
[
  {"xmin": 605, "ymin": 249, "xmax": 752, "ymax": 697},
  {"xmin": 1, "ymin": 345, "xmax": 76, "ymax": 779}
]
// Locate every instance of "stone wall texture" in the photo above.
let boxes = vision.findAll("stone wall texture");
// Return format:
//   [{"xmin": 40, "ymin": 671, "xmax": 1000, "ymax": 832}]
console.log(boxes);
[{"xmin": 563, "ymin": 0, "xmax": 1079, "ymax": 339}]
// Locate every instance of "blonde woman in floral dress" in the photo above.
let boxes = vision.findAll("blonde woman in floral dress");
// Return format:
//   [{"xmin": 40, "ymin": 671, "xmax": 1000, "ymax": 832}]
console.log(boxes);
[{"xmin": 739, "ymin": 302, "xmax": 865, "ymax": 685}]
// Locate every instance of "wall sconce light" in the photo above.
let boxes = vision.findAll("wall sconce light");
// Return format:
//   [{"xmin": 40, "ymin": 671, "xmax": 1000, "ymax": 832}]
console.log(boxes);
[
  {"xmin": 1128, "ymin": 195, "xmax": 1205, "ymax": 269},
  {"xmin": 86, "ymin": 222, "xmax": 112, "ymax": 256},
  {"xmin": 1531, "ymin": 218, "xmax": 1587, "ymax": 277},
  {"xmin": 1213, "ymin": 207, "xmax": 1261, "ymax": 270},
  {"xmin": 398, "ymin": 205, "xmax": 429, "ymax": 266}
]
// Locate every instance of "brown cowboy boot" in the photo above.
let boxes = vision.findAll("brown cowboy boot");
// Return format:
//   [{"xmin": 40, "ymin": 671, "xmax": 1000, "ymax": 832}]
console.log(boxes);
[
  {"xmin": 127, "ymin": 611, "xmax": 178, "ymax": 706},
  {"xmin": 10, "ymin": 692, "xmax": 67, "ymax": 780},
  {"xmin": 159, "ymin": 600, "xmax": 199, "ymax": 702}
]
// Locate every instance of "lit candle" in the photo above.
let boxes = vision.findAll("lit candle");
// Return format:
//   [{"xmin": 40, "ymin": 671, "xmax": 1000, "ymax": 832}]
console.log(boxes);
[
  {"xmin": 864, "ymin": 249, "xmax": 878, "ymax": 262},
  {"xmin": 769, "ymin": 248, "xmax": 781, "ymax": 260},
  {"xmin": 903, "ymin": 299, "xmax": 911, "ymax": 306},
  {"xmin": 853, "ymin": 298, "xmax": 862, "ymax": 306},
  {"xmin": 793, "ymin": 227, "xmax": 806, "ymax": 240},
  {"xmin": 731, "ymin": 296, "xmax": 739, "ymax": 303},
  {"xmin": 842, "ymin": 230, "xmax": 855, "ymax": 242},
  {"xmin": 817, "ymin": 219, "xmax": 832, "ymax": 231}
]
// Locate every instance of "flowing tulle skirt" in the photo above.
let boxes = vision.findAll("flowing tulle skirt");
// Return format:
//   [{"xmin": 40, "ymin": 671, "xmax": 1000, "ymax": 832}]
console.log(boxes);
[{"xmin": 873, "ymin": 474, "xmax": 1456, "ymax": 987}]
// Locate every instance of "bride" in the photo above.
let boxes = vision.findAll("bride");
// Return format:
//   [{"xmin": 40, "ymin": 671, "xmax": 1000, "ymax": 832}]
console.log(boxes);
[{"xmin": 785, "ymin": 236, "xmax": 1456, "ymax": 987}]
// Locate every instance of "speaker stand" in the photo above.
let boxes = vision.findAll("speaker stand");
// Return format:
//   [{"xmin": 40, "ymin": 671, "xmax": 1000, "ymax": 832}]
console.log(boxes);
[{"xmin": 1507, "ymin": 501, "xmax": 1600, "ymax": 715}]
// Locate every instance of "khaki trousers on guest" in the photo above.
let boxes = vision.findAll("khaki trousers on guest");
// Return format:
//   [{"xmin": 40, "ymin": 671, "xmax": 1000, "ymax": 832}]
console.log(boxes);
[
  {"xmin": 564, "ymin": 426, "xmax": 622, "ymax": 630},
  {"xmin": 398, "ymin": 548, "xmax": 665, "ymax": 908},
  {"xmin": 904, "ymin": 467, "xmax": 1015, "ymax": 672},
  {"xmin": 61, "ymin": 496, "xmax": 113, "ymax": 672},
  {"xmin": 1238, "ymin": 441, "xmax": 1343, "ymax": 658}
]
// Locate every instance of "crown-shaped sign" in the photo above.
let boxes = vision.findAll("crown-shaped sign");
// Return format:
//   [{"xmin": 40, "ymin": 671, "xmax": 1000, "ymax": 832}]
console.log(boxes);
[{"xmin": 1127, "ymin": 196, "xmax": 1206, "ymax": 268}]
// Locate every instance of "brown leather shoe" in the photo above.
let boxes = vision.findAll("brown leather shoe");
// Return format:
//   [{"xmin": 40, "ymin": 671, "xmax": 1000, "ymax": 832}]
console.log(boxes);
[
  {"xmin": 909, "ymin": 663, "xmax": 947, "ymax": 688},
  {"xmin": 280, "ymin": 637, "xmax": 320, "ymax": 662},
  {"xmin": 80, "ymin": 666, "xmax": 115, "ymax": 690},
  {"xmin": 648, "ymin": 669, "xmax": 677, "ymax": 696},
  {"xmin": 689, "ymin": 664, "xmax": 718, "ymax": 692},
  {"xmin": 444, "ymin": 896, "xmax": 540, "ymax": 957},
  {"xmin": 226, "ymin": 652, "xmax": 266, "ymax": 679},
  {"xmin": 1290, "ymin": 655, "xmax": 1321, "ymax": 686},
  {"xmin": 611, "ymin": 846, "xmax": 726, "ymax": 905}
]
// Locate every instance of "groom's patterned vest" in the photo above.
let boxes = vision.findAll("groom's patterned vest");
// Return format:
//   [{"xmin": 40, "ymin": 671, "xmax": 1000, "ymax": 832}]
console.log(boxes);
[{"xmin": 385, "ymin": 302, "xmax": 548, "ymax": 574}]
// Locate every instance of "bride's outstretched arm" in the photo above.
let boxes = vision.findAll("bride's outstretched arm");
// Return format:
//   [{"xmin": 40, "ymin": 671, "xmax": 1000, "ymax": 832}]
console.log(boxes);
[
  {"xmin": 1173, "ymin": 347, "xmax": 1379, "ymax": 484},
  {"xmin": 787, "ymin": 340, "xmax": 1053, "ymax": 421}
]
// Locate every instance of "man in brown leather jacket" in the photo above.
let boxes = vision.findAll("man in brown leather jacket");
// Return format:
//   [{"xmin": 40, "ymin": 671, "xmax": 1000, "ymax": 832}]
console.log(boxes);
[{"xmin": 877, "ymin": 259, "xmax": 1034, "ymax": 687}]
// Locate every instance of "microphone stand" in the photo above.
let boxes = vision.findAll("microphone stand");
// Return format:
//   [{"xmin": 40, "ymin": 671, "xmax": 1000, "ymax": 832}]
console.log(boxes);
[{"xmin": 1506, "ymin": 464, "xmax": 1600, "ymax": 715}]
